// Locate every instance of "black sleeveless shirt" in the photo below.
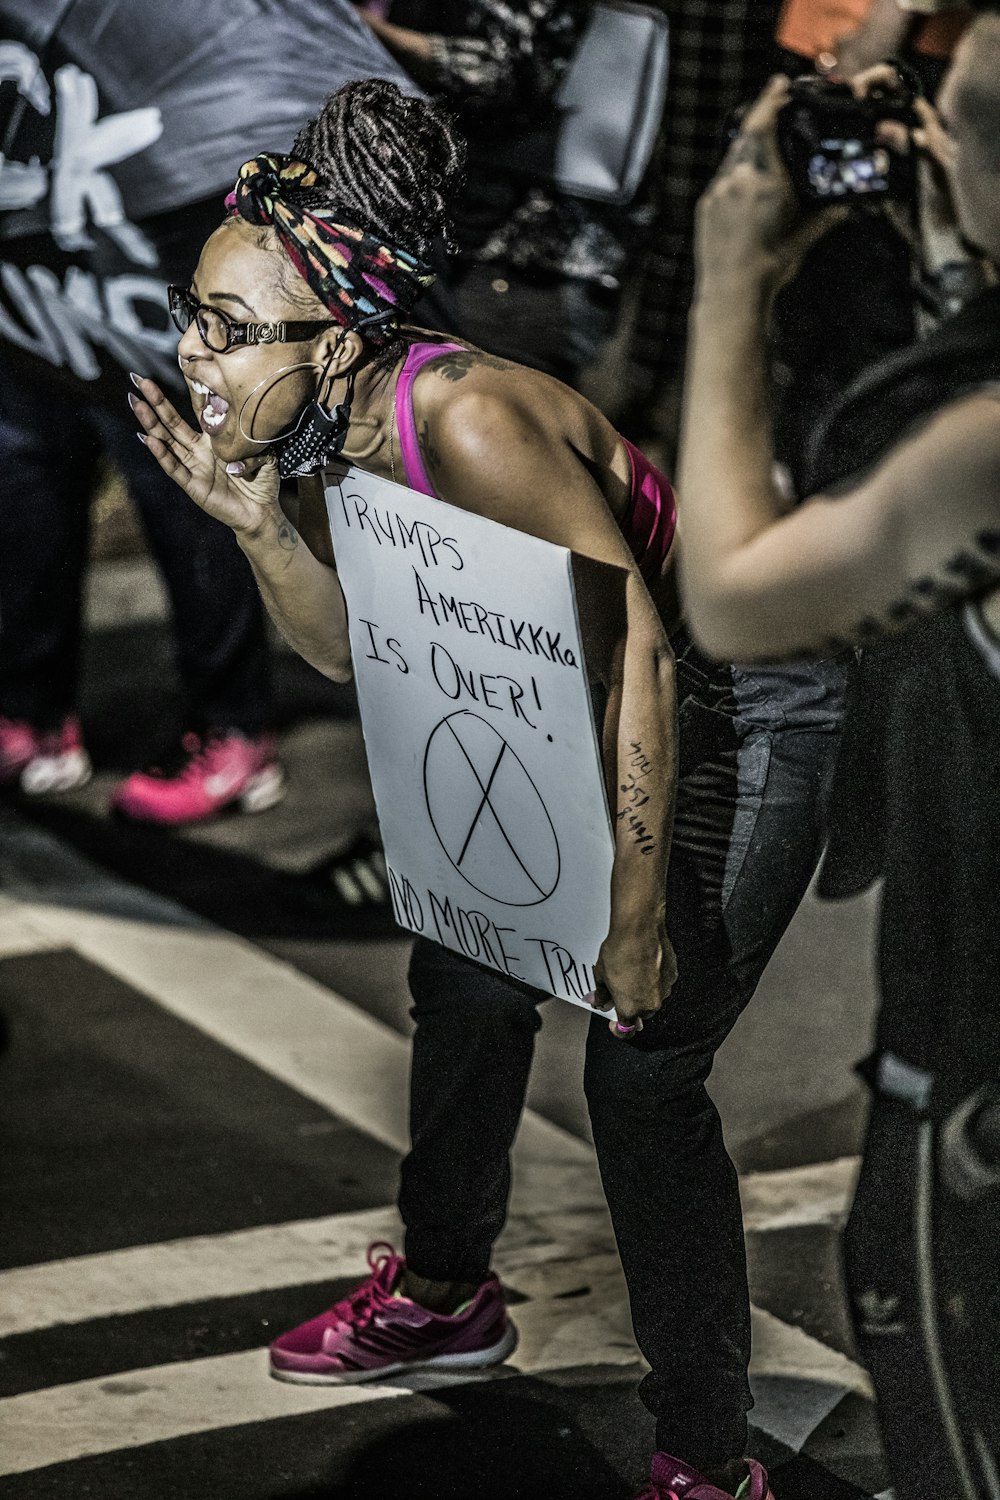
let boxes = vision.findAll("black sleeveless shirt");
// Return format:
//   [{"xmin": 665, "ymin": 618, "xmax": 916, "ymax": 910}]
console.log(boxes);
[{"xmin": 807, "ymin": 286, "xmax": 1000, "ymax": 1111}]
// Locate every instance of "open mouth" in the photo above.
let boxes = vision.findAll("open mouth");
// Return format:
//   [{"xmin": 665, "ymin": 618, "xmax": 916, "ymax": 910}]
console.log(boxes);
[{"xmin": 190, "ymin": 378, "xmax": 230, "ymax": 433}]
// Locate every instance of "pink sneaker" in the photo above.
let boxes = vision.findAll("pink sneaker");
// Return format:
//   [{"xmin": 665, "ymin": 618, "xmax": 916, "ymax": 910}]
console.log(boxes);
[
  {"xmin": 636, "ymin": 1453, "xmax": 774, "ymax": 1500},
  {"xmin": 0, "ymin": 717, "xmax": 37, "ymax": 783},
  {"xmin": 0, "ymin": 715, "xmax": 92, "ymax": 795},
  {"xmin": 269, "ymin": 1242, "xmax": 518, "ymax": 1385},
  {"xmin": 110, "ymin": 730, "xmax": 285, "ymax": 825}
]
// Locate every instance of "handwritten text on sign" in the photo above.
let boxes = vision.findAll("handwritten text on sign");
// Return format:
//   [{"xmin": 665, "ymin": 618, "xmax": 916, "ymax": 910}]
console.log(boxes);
[{"xmin": 323, "ymin": 463, "xmax": 614, "ymax": 1007}]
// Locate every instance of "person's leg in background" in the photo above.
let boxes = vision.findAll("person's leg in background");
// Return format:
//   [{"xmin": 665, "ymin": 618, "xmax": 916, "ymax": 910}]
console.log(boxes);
[
  {"xmin": 616, "ymin": 0, "xmax": 786, "ymax": 464},
  {"xmin": 0, "ymin": 378, "xmax": 99, "ymax": 793},
  {"xmin": 94, "ymin": 406, "xmax": 284, "ymax": 825}
]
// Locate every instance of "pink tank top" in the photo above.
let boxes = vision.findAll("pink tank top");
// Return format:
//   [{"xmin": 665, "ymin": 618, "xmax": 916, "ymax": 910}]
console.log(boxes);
[{"xmin": 395, "ymin": 341, "xmax": 677, "ymax": 583}]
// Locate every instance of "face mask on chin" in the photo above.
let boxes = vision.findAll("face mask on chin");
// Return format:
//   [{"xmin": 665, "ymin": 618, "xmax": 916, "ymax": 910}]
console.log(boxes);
[{"xmin": 275, "ymin": 371, "xmax": 355, "ymax": 479}]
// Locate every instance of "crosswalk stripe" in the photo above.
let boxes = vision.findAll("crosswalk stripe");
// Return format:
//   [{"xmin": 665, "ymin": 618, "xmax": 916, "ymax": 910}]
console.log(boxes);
[
  {"xmin": 0, "ymin": 1201, "xmax": 620, "ymax": 1339},
  {"xmin": 0, "ymin": 896, "xmax": 57, "ymax": 961},
  {"xmin": 750, "ymin": 1306, "xmax": 872, "ymax": 1401},
  {"xmin": 740, "ymin": 1157, "xmax": 859, "ymax": 1233},
  {"xmin": 0, "ymin": 1152, "xmax": 859, "ymax": 1340},
  {"xmin": 0, "ymin": 814, "xmax": 882, "ymax": 1492},
  {"xmin": 0, "ymin": 1265, "xmax": 870, "ymax": 1479},
  {"xmin": 0, "ymin": 814, "xmax": 590, "ymax": 1182}
]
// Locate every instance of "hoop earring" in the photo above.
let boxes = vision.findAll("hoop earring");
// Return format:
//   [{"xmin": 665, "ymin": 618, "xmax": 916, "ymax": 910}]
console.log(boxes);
[{"xmin": 237, "ymin": 361, "xmax": 324, "ymax": 446}]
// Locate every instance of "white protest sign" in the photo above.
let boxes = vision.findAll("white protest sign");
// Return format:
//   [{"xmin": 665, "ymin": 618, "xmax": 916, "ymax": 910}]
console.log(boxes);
[{"xmin": 323, "ymin": 462, "xmax": 615, "ymax": 1008}]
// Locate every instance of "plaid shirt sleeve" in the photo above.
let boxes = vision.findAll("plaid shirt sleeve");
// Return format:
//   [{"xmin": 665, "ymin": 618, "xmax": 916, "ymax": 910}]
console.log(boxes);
[{"xmin": 625, "ymin": 0, "xmax": 785, "ymax": 400}]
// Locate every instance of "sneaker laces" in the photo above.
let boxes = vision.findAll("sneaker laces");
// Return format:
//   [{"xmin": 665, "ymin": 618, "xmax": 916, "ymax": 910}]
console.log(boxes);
[{"xmin": 326, "ymin": 1241, "xmax": 400, "ymax": 1334}]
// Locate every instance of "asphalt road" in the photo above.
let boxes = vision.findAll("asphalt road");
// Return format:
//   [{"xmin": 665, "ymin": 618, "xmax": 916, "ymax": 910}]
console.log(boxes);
[{"xmin": 0, "ymin": 589, "xmax": 893, "ymax": 1500}]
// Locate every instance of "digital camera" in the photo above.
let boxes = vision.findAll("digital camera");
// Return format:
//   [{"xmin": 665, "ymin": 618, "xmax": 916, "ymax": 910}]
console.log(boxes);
[{"xmin": 776, "ymin": 74, "xmax": 920, "ymax": 205}]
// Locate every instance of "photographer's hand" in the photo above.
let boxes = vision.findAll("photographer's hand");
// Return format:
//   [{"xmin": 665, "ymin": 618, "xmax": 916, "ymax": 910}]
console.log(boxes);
[
  {"xmin": 911, "ymin": 96, "xmax": 966, "ymax": 269},
  {"xmin": 696, "ymin": 77, "xmax": 845, "ymax": 296}
]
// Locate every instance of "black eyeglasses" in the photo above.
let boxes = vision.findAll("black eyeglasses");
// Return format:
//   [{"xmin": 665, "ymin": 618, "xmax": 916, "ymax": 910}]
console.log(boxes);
[{"xmin": 167, "ymin": 285, "xmax": 337, "ymax": 354}]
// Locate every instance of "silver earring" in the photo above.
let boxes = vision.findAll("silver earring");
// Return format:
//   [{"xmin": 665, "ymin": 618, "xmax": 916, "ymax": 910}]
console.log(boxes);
[{"xmin": 237, "ymin": 360, "xmax": 324, "ymax": 445}]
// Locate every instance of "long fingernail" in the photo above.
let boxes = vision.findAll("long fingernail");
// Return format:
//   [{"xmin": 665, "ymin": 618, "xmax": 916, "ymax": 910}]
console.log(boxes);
[
  {"xmin": 129, "ymin": 372, "xmax": 144, "ymax": 388},
  {"xmin": 136, "ymin": 433, "xmax": 148, "ymax": 446},
  {"xmin": 225, "ymin": 462, "xmax": 245, "ymax": 475},
  {"xmin": 127, "ymin": 392, "xmax": 139, "ymax": 412}
]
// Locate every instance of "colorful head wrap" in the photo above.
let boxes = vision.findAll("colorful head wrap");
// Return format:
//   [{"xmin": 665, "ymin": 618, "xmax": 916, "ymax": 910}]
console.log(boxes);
[{"xmin": 225, "ymin": 153, "xmax": 436, "ymax": 346}]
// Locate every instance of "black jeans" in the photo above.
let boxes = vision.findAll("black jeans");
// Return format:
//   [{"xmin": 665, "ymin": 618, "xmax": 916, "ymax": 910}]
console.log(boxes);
[
  {"xmin": 400, "ymin": 648, "xmax": 846, "ymax": 1468},
  {"xmin": 0, "ymin": 375, "xmax": 271, "ymax": 735}
]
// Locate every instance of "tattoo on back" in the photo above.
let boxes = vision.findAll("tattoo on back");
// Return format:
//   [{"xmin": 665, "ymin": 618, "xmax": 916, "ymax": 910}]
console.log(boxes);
[{"xmin": 808, "ymin": 529, "xmax": 1000, "ymax": 658}]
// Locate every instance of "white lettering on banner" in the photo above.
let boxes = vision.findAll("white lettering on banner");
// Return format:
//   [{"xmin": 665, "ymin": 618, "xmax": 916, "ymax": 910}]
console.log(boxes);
[
  {"xmin": 325, "ymin": 463, "xmax": 614, "ymax": 1009},
  {"xmin": 0, "ymin": 262, "xmax": 178, "ymax": 383},
  {"xmin": 0, "ymin": 46, "xmax": 168, "ymax": 379},
  {"xmin": 0, "ymin": 43, "xmax": 51, "ymax": 212},
  {"xmin": 50, "ymin": 66, "xmax": 162, "ymax": 265}
]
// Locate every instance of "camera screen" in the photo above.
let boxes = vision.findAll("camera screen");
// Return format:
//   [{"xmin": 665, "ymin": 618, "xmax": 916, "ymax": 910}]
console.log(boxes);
[{"xmin": 807, "ymin": 138, "xmax": 892, "ymax": 197}]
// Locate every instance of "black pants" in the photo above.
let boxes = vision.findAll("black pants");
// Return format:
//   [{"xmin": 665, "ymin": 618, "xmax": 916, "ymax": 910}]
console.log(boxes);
[
  {"xmin": 0, "ymin": 375, "xmax": 271, "ymax": 735},
  {"xmin": 845, "ymin": 1090, "xmax": 1000, "ymax": 1500},
  {"xmin": 399, "ymin": 658, "xmax": 844, "ymax": 1467}
]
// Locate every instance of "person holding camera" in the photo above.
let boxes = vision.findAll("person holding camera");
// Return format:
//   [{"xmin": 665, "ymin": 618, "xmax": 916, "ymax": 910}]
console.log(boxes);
[{"xmin": 677, "ymin": 15, "xmax": 1000, "ymax": 1498}]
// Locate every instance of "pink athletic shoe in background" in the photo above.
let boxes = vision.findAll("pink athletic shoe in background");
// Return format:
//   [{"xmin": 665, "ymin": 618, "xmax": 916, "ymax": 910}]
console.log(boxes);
[
  {"xmin": 269, "ymin": 1242, "xmax": 517, "ymax": 1385},
  {"xmin": 0, "ymin": 715, "xmax": 92, "ymax": 795},
  {"xmin": 635, "ymin": 1452, "xmax": 775, "ymax": 1500},
  {"xmin": 110, "ymin": 729, "xmax": 285, "ymax": 825}
]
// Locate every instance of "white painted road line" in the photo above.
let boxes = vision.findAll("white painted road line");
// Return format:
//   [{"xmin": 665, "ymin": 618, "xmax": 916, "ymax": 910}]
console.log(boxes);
[
  {"xmin": 0, "ymin": 815, "xmax": 591, "ymax": 1178},
  {"xmin": 0, "ymin": 1349, "xmax": 410, "ymax": 1477},
  {"xmin": 0, "ymin": 1201, "xmax": 619, "ymax": 1339},
  {"xmin": 0, "ymin": 1153, "xmax": 861, "ymax": 1339},
  {"xmin": 0, "ymin": 1279, "xmax": 870, "ymax": 1478},
  {"xmin": 750, "ymin": 1306, "xmax": 872, "ymax": 1401},
  {"xmin": 740, "ymin": 1157, "xmax": 860, "ymax": 1233},
  {"xmin": 0, "ymin": 897, "xmax": 58, "ymax": 961}
]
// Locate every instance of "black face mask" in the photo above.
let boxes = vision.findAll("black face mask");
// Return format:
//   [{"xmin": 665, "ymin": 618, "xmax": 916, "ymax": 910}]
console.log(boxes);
[{"xmin": 276, "ymin": 369, "xmax": 355, "ymax": 480}]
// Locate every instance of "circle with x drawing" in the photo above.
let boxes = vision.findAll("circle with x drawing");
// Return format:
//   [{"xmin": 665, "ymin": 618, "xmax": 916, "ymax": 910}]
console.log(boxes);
[{"xmin": 422, "ymin": 711, "xmax": 561, "ymax": 906}]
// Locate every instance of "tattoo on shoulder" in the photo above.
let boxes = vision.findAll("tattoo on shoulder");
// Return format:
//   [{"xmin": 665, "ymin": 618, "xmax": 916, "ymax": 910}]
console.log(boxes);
[
  {"xmin": 434, "ymin": 349, "xmax": 509, "ymax": 383},
  {"xmin": 812, "ymin": 529, "xmax": 1000, "ymax": 658},
  {"xmin": 276, "ymin": 519, "xmax": 299, "ymax": 552}
]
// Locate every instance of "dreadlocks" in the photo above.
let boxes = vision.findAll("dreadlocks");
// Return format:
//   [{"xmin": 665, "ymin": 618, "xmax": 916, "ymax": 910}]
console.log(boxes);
[{"xmin": 292, "ymin": 80, "xmax": 465, "ymax": 260}]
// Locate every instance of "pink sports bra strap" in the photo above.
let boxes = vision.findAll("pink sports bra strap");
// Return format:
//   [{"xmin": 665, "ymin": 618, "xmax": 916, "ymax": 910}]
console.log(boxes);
[
  {"xmin": 619, "ymin": 435, "xmax": 677, "ymax": 582},
  {"xmin": 395, "ymin": 341, "xmax": 467, "ymax": 496}
]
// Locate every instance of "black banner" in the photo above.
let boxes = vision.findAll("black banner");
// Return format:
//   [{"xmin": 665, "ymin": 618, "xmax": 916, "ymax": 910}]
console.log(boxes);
[{"xmin": 0, "ymin": 0, "xmax": 415, "ymax": 404}]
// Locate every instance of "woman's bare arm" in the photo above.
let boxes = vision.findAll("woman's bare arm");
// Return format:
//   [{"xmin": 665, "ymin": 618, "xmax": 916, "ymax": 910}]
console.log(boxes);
[{"xmin": 426, "ymin": 385, "xmax": 680, "ymax": 1025}]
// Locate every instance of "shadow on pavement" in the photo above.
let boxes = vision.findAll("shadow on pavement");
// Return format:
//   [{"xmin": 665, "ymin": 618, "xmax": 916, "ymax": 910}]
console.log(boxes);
[
  {"xmin": 305, "ymin": 1382, "xmax": 639, "ymax": 1499},
  {"xmin": 9, "ymin": 797, "xmax": 401, "ymax": 942}
]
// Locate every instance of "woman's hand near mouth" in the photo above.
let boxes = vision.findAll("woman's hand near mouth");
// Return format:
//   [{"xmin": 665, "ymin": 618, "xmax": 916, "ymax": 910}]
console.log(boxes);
[{"xmin": 129, "ymin": 375, "xmax": 279, "ymax": 538}]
